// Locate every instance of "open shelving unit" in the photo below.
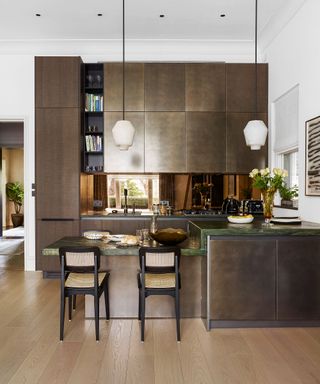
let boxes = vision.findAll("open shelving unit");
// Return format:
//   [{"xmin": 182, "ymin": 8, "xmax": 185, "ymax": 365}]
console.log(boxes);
[{"xmin": 82, "ymin": 63, "xmax": 104, "ymax": 173}]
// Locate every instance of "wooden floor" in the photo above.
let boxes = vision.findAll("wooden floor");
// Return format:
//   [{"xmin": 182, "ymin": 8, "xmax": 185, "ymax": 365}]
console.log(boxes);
[{"xmin": 1, "ymin": 271, "xmax": 320, "ymax": 384}]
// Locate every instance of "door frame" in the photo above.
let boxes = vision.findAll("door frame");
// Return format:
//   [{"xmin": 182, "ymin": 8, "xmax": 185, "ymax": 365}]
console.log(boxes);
[{"xmin": 0, "ymin": 116, "xmax": 35, "ymax": 271}]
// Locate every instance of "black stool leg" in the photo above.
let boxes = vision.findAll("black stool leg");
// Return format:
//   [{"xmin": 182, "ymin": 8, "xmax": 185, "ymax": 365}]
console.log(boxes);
[
  {"xmin": 73, "ymin": 295, "xmax": 76, "ymax": 310},
  {"xmin": 104, "ymin": 281, "xmax": 110, "ymax": 320},
  {"xmin": 60, "ymin": 295, "xmax": 65, "ymax": 341},
  {"xmin": 138, "ymin": 289, "xmax": 141, "ymax": 321},
  {"xmin": 175, "ymin": 290, "xmax": 181, "ymax": 342},
  {"xmin": 141, "ymin": 291, "xmax": 145, "ymax": 342},
  {"xmin": 68, "ymin": 296, "xmax": 72, "ymax": 320},
  {"xmin": 94, "ymin": 293, "xmax": 100, "ymax": 341}
]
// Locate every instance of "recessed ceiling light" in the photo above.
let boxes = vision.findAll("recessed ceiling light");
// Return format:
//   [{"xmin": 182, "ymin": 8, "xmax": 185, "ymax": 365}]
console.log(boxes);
[
  {"xmin": 97, "ymin": 13, "xmax": 103, "ymax": 16},
  {"xmin": 35, "ymin": 13, "xmax": 41, "ymax": 17},
  {"xmin": 220, "ymin": 14, "xmax": 226, "ymax": 18},
  {"xmin": 159, "ymin": 14, "xmax": 165, "ymax": 18}
]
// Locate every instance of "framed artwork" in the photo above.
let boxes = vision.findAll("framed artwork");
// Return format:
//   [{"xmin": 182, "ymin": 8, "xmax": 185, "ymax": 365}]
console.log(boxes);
[{"xmin": 305, "ymin": 115, "xmax": 320, "ymax": 195}]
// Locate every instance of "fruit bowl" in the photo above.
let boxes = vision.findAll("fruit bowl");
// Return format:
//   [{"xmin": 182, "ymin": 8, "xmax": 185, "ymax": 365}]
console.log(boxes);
[
  {"xmin": 149, "ymin": 228, "xmax": 188, "ymax": 245},
  {"xmin": 227, "ymin": 215, "xmax": 254, "ymax": 224}
]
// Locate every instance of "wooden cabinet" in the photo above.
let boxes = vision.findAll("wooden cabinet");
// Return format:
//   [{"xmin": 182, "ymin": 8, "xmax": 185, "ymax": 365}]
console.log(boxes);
[
  {"xmin": 104, "ymin": 112, "xmax": 145, "ymax": 172},
  {"xmin": 104, "ymin": 63, "xmax": 144, "ymax": 111},
  {"xmin": 226, "ymin": 63, "xmax": 268, "ymax": 113},
  {"xmin": 186, "ymin": 112, "xmax": 226, "ymax": 173},
  {"xmin": 145, "ymin": 63, "xmax": 185, "ymax": 111},
  {"xmin": 278, "ymin": 238, "xmax": 320, "ymax": 320},
  {"xmin": 226, "ymin": 112, "xmax": 268, "ymax": 173},
  {"xmin": 210, "ymin": 239, "xmax": 276, "ymax": 320},
  {"xmin": 186, "ymin": 63, "xmax": 226, "ymax": 111},
  {"xmin": 145, "ymin": 112, "xmax": 186, "ymax": 172},
  {"xmin": 36, "ymin": 108, "xmax": 80, "ymax": 218},
  {"xmin": 35, "ymin": 56, "xmax": 82, "ymax": 272},
  {"xmin": 36, "ymin": 220, "xmax": 80, "ymax": 272},
  {"xmin": 35, "ymin": 57, "xmax": 81, "ymax": 108}
]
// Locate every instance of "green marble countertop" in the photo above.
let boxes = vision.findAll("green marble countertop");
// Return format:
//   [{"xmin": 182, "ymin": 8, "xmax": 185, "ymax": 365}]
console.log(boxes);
[
  {"xmin": 189, "ymin": 220, "xmax": 320, "ymax": 249},
  {"xmin": 42, "ymin": 236, "xmax": 204, "ymax": 257}
]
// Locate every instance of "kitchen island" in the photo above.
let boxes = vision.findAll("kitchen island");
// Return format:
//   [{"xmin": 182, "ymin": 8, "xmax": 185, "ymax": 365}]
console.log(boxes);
[
  {"xmin": 43, "ymin": 219, "xmax": 320, "ymax": 328},
  {"xmin": 189, "ymin": 220, "xmax": 320, "ymax": 330}
]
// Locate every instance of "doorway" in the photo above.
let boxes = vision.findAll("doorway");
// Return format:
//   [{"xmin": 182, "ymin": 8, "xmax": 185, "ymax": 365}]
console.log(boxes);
[{"xmin": 0, "ymin": 122, "xmax": 24, "ymax": 270}]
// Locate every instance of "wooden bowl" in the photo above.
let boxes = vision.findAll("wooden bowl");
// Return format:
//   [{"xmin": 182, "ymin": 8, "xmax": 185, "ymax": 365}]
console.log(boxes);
[{"xmin": 149, "ymin": 228, "xmax": 188, "ymax": 245}]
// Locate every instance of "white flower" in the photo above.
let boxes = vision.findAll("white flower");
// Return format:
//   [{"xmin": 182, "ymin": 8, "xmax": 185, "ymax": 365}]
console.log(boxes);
[
  {"xmin": 249, "ymin": 168, "xmax": 259, "ymax": 178},
  {"xmin": 273, "ymin": 168, "xmax": 281, "ymax": 176},
  {"xmin": 260, "ymin": 168, "xmax": 270, "ymax": 176}
]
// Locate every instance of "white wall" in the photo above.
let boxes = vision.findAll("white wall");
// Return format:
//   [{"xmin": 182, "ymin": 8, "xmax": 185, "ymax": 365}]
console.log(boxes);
[
  {"xmin": 263, "ymin": 0, "xmax": 320, "ymax": 223},
  {"xmin": 0, "ymin": 55, "xmax": 35, "ymax": 270}
]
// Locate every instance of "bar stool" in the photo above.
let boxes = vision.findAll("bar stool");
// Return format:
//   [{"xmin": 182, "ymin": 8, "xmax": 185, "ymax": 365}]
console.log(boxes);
[
  {"xmin": 59, "ymin": 246, "xmax": 110, "ymax": 341},
  {"xmin": 137, "ymin": 246, "xmax": 181, "ymax": 342}
]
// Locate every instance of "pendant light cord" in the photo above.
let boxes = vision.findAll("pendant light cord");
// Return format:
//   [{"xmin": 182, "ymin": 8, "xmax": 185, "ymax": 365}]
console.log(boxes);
[
  {"xmin": 122, "ymin": 0, "xmax": 125, "ymax": 120},
  {"xmin": 254, "ymin": 0, "xmax": 258, "ymax": 119}
]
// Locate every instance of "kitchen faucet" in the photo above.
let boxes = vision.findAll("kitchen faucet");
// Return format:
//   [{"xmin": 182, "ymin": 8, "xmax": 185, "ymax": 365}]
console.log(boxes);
[{"xmin": 124, "ymin": 188, "xmax": 128, "ymax": 214}]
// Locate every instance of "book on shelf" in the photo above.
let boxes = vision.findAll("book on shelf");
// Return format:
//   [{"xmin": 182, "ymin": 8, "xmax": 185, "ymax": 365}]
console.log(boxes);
[
  {"xmin": 85, "ymin": 135, "xmax": 103, "ymax": 152},
  {"xmin": 85, "ymin": 94, "xmax": 104, "ymax": 112}
]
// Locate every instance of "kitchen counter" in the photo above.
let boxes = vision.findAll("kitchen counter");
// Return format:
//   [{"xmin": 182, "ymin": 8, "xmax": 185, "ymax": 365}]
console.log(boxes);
[
  {"xmin": 189, "ymin": 220, "xmax": 320, "ymax": 330},
  {"xmin": 189, "ymin": 220, "xmax": 320, "ymax": 249}
]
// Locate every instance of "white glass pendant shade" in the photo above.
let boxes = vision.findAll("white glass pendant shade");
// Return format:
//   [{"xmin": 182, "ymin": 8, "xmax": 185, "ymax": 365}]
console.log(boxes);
[
  {"xmin": 243, "ymin": 120, "xmax": 268, "ymax": 150},
  {"xmin": 112, "ymin": 120, "xmax": 135, "ymax": 150}
]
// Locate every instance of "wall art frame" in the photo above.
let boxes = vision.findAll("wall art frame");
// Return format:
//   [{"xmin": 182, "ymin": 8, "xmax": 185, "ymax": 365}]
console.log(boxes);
[{"xmin": 305, "ymin": 115, "xmax": 320, "ymax": 196}]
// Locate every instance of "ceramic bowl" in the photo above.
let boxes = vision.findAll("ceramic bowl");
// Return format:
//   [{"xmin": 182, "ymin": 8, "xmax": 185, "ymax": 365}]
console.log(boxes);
[{"xmin": 227, "ymin": 216, "xmax": 254, "ymax": 224}]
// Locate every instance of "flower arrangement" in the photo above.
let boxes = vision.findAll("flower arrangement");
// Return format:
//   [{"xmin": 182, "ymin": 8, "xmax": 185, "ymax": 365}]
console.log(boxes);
[
  {"xmin": 193, "ymin": 182, "xmax": 213, "ymax": 195},
  {"xmin": 249, "ymin": 168, "xmax": 288, "ymax": 224},
  {"xmin": 249, "ymin": 167, "xmax": 288, "ymax": 193}
]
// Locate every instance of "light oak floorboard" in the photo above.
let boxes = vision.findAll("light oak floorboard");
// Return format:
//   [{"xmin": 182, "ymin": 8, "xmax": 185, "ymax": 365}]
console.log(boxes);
[
  {"xmin": 1, "ymin": 271, "xmax": 320, "ymax": 384},
  {"xmin": 177, "ymin": 319, "xmax": 214, "ymax": 384},
  {"xmin": 261, "ymin": 328, "xmax": 320, "ymax": 384},
  {"xmin": 126, "ymin": 319, "xmax": 155, "ymax": 384},
  {"xmin": 153, "ymin": 319, "xmax": 184, "ymax": 384},
  {"xmin": 96, "ymin": 319, "xmax": 132, "ymax": 384}
]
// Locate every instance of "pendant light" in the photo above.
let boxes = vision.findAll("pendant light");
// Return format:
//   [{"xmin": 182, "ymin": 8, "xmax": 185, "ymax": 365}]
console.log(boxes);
[
  {"xmin": 112, "ymin": 0, "xmax": 135, "ymax": 150},
  {"xmin": 243, "ymin": 0, "xmax": 268, "ymax": 150}
]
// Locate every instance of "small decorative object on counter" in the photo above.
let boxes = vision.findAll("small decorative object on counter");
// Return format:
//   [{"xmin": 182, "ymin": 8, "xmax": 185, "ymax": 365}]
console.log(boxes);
[
  {"xmin": 150, "ymin": 215, "xmax": 158, "ymax": 234},
  {"xmin": 249, "ymin": 167, "xmax": 288, "ymax": 225},
  {"xmin": 193, "ymin": 182, "xmax": 213, "ymax": 210}
]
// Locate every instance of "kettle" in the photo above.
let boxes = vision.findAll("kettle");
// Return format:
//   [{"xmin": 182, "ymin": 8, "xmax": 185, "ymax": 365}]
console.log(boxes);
[{"xmin": 222, "ymin": 196, "xmax": 240, "ymax": 214}]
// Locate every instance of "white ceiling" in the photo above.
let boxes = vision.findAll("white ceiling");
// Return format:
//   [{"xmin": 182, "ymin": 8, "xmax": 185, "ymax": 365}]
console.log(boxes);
[{"xmin": 0, "ymin": 0, "xmax": 293, "ymax": 41}]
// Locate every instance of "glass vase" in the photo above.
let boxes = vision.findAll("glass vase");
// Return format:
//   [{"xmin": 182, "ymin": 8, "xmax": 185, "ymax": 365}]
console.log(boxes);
[
  {"xmin": 262, "ymin": 189, "xmax": 276, "ymax": 225},
  {"xmin": 200, "ymin": 193, "xmax": 208, "ymax": 210}
]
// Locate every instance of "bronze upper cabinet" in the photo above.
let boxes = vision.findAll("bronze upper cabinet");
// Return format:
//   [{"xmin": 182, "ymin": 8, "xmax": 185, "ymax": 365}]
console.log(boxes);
[
  {"xmin": 226, "ymin": 112, "xmax": 267, "ymax": 173},
  {"xmin": 145, "ymin": 64, "xmax": 185, "ymax": 111},
  {"xmin": 36, "ymin": 108, "xmax": 80, "ymax": 218},
  {"xmin": 145, "ymin": 112, "xmax": 186, "ymax": 172},
  {"xmin": 104, "ymin": 63, "xmax": 144, "ymax": 111},
  {"xmin": 185, "ymin": 63, "xmax": 226, "ymax": 111},
  {"xmin": 226, "ymin": 63, "xmax": 268, "ymax": 112},
  {"xmin": 35, "ymin": 57, "xmax": 81, "ymax": 108},
  {"xmin": 186, "ymin": 112, "xmax": 226, "ymax": 173},
  {"xmin": 104, "ymin": 112, "xmax": 145, "ymax": 172}
]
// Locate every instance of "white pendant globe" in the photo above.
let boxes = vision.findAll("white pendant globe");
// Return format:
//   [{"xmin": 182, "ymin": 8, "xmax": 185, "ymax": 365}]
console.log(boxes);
[
  {"xmin": 243, "ymin": 120, "xmax": 268, "ymax": 150},
  {"xmin": 112, "ymin": 120, "xmax": 135, "ymax": 150}
]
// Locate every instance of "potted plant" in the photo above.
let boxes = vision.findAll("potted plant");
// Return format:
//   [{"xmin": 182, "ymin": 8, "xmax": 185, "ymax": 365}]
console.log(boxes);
[
  {"xmin": 279, "ymin": 184, "xmax": 298, "ymax": 208},
  {"xmin": 6, "ymin": 182, "xmax": 24, "ymax": 227}
]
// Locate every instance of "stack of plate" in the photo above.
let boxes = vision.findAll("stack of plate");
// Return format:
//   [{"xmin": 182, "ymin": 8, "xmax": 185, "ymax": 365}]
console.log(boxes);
[{"xmin": 83, "ymin": 231, "xmax": 110, "ymax": 240}]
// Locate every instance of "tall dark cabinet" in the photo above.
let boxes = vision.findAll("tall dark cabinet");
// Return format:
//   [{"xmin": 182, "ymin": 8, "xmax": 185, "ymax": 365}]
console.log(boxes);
[{"xmin": 35, "ymin": 56, "xmax": 82, "ymax": 273}]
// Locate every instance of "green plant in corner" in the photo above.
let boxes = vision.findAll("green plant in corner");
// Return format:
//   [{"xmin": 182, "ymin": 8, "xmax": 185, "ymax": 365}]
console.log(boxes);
[
  {"xmin": 279, "ymin": 184, "xmax": 298, "ymax": 201},
  {"xmin": 6, "ymin": 182, "xmax": 24, "ymax": 214}
]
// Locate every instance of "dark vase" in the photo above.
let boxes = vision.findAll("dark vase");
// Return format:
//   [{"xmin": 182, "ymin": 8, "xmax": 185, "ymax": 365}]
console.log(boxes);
[{"xmin": 11, "ymin": 213, "xmax": 24, "ymax": 228}]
